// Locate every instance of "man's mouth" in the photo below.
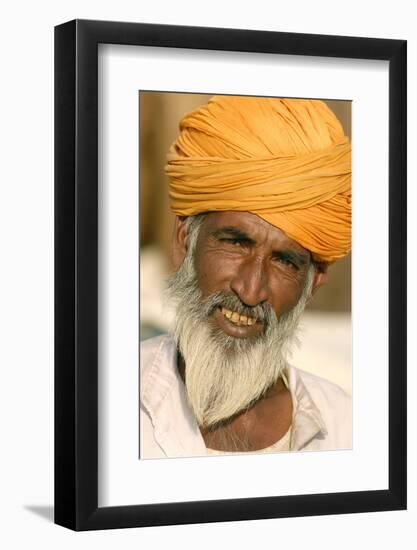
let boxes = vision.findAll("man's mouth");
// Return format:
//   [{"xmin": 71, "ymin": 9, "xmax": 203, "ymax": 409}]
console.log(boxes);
[
  {"xmin": 210, "ymin": 304, "xmax": 265, "ymax": 339},
  {"xmin": 220, "ymin": 307, "xmax": 257, "ymax": 326}
]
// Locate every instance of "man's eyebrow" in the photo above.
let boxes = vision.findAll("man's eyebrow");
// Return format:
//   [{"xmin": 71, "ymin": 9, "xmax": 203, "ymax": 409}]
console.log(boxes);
[{"xmin": 211, "ymin": 226, "xmax": 256, "ymax": 244}]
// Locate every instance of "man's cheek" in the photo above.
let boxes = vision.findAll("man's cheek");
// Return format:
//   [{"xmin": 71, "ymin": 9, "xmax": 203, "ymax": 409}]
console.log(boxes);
[{"xmin": 195, "ymin": 259, "xmax": 223, "ymax": 293}]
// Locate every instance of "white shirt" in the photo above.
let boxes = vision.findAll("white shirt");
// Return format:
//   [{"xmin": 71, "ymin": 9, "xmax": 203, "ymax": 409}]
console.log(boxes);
[{"xmin": 140, "ymin": 335, "xmax": 352, "ymax": 459}]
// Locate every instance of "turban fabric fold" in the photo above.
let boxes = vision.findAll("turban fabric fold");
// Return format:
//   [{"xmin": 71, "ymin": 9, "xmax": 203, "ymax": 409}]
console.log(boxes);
[{"xmin": 165, "ymin": 96, "xmax": 351, "ymax": 262}]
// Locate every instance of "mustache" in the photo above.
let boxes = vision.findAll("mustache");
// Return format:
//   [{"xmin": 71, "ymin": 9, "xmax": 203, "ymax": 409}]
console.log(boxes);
[{"xmin": 201, "ymin": 291, "xmax": 276, "ymax": 325}]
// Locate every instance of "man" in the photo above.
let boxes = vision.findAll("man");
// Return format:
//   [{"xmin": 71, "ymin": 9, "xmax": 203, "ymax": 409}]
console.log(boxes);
[{"xmin": 140, "ymin": 95, "xmax": 352, "ymax": 458}]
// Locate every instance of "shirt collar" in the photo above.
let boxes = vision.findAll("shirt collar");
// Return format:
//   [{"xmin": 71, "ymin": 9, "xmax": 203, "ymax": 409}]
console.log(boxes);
[{"xmin": 285, "ymin": 364, "xmax": 328, "ymax": 449}]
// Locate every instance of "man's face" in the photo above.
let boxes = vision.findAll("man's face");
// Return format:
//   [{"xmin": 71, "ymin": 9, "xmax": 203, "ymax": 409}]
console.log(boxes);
[
  {"xmin": 169, "ymin": 211, "xmax": 326, "ymax": 429},
  {"xmin": 177, "ymin": 211, "xmax": 322, "ymax": 341}
]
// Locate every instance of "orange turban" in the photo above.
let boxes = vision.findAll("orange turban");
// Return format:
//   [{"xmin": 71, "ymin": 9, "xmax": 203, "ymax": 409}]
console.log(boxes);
[{"xmin": 165, "ymin": 96, "xmax": 351, "ymax": 263}]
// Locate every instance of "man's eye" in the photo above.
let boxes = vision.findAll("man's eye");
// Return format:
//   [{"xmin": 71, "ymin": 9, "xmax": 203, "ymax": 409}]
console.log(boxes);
[
  {"xmin": 273, "ymin": 256, "xmax": 299, "ymax": 270},
  {"xmin": 220, "ymin": 238, "xmax": 243, "ymax": 246}
]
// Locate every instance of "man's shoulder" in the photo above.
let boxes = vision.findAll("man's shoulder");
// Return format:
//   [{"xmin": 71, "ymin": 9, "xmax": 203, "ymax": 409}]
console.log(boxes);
[
  {"xmin": 287, "ymin": 365, "xmax": 352, "ymax": 449},
  {"xmin": 290, "ymin": 365, "xmax": 350, "ymax": 400},
  {"xmin": 287, "ymin": 364, "xmax": 351, "ymax": 418}
]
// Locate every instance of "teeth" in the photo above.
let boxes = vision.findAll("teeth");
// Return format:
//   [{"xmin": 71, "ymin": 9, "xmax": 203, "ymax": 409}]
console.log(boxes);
[{"xmin": 220, "ymin": 307, "xmax": 257, "ymax": 326}]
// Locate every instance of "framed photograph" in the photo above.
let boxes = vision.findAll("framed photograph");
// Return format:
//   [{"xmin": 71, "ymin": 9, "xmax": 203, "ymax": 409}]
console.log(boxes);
[{"xmin": 55, "ymin": 19, "xmax": 406, "ymax": 530}]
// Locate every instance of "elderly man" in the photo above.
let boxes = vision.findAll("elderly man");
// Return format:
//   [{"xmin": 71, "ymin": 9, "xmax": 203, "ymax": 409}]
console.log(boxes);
[{"xmin": 140, "ymin": 96, "xmax": 352, "ymax": 458}]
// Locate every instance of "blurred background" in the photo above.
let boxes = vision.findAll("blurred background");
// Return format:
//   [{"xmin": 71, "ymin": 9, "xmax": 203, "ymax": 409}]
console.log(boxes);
[{"xmin": 139, "ymin": 92, "xmax": 352, "ymax": 394}]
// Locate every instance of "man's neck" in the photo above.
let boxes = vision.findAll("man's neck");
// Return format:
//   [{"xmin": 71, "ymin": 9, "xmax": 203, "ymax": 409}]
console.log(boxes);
[{"xmin": 201, "ymin": 378, "xmax": 293, "ymax": 452}]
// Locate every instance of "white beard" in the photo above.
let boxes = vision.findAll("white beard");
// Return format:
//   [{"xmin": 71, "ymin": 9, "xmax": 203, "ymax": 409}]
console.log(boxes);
[{"xmin": 166, "ymin": 224, "xmax": 314, "ymax": 429}]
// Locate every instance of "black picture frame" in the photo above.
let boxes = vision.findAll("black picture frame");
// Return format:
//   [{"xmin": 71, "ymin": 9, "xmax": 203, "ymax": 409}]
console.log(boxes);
[{"xmin": 54, "ymin": 19, "xmax": 407, "ymax": 531}]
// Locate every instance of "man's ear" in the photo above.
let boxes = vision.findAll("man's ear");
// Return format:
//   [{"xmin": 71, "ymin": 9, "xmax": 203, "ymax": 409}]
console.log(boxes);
[
  {"xmin": 171, "ymin": 216, "xmax": 189, "ymax": 269},
  {"xmin": 311, "ymin": 262, "xmax": 329, "ymax": 295}
]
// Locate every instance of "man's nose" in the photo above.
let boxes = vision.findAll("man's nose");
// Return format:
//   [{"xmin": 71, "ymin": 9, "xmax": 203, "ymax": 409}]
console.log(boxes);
[{"xmin": 230, "ymin": 256, "xmax": 269, "ymax": 307}]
